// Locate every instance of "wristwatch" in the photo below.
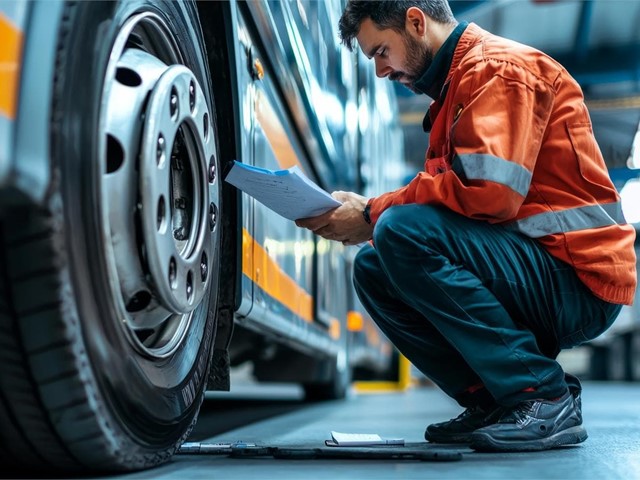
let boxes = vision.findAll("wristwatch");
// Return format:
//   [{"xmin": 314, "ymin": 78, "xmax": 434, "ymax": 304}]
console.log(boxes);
[{"xmin": 362, "ymin": 201, "xmax": 372, "ymax": 224}]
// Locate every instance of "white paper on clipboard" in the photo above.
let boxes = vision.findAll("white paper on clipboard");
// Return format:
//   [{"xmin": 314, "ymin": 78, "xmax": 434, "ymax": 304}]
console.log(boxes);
[{"xmin": 224, "ymin": 161, "xmax": 341, "ymax": 221}]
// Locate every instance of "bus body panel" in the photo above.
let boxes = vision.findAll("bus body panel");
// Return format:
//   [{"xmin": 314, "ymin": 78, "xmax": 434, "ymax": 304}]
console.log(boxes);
[
  {"xmin": 0, "ymin": 1, "xmax": 65, "ymax": 205},
  {"xmin": 229, "ymin": 0, "xmax": 407, "ymax": 377}
]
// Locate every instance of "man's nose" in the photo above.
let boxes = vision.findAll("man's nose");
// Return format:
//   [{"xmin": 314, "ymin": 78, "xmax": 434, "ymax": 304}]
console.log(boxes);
[{"xmin": 374, "ymin": 58, "xmax": 392, "ymax": 78}]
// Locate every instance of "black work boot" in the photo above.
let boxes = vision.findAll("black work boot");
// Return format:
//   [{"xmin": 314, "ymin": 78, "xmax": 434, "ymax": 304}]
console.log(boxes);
[
  {"xmin": 425, "ymin": 405, "xmax": 505, "ymax": 443},
  {"xmin": 470, "ymin": 391, "xmax": 587, "ymax": 452}
]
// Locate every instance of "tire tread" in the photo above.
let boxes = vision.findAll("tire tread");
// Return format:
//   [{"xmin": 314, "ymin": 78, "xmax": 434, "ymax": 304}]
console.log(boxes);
[{"xmin": 0, "ymin": 211, "xmax": 85, "ymax": 471}]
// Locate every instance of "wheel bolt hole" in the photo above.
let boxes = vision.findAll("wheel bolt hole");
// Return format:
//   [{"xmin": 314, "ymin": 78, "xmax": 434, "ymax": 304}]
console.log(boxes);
[
  {"xmin": 200, "ymin": 251, "xmax": 208, "ymax": 282},
  {"xmin": 157, "ymin": 196, "xmax": 166, "ymax": 232},
  {"xmin": 106, "ymin": 134, "xmax": 124, "ymax": 174},
  {"xmin": 169, "ymin": 257, "xmax": 177, "ymax": 289},
  {"xmin": 209, "ymin": 203, "xmax": 217, "ymax": 231},
  {"xmin": 186, "ymin": 271, "xmax": 194, "ymax": 301},
  {"xmin": 156, "ymin": 133, "xmax": 166, "ymax": 167},
  {"xmin": 115, "ymin": 67, "xmax": 142, "ymax": 87},
  {"xmin": 126, "ymin": 290, "xmax": 152, "ymax": 313},
  {"xmin": 170, "ymin": 86, "xmax": 179, "ymax": 119},
  {"xmin": 189, "ymin": 81, "xmax": 196, "ymax": 112},
  {"xmin": 208, "ymin": 156, "xmax": 216, "ymax": 183}
]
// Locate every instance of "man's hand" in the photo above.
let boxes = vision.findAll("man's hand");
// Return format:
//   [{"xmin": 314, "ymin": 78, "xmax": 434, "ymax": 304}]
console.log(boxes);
[{"xmin": 295, "ymin": 191, "xmax": 373, "ymax": 246}]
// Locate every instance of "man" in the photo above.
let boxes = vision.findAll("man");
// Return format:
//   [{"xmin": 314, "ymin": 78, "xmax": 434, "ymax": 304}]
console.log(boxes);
[{"xmin": 296, "ymin": 0, "xmax": 637, "ymax": 452}]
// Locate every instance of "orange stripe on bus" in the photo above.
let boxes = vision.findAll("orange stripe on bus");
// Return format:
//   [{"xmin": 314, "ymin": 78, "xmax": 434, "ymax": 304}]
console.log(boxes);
[
  {"xmin": 255, "ymin": 90, "xmax": 302, "ymax": 170},
  {"xmin": 241, "ymin": 227, "xmax": 254, "ymax": 280},
  {"xmin": 347, "ymin": 310, "xmax": 364, "ymax": 331},
  {"xmin": 246, "ymin": 91, "xmax": 317, "ymax": 323},
  {"xmin": 329, "ymin": 317, "xmax": 341, "ymax": 339},
  {"xmin": 365, "ymin": 321, "xmax": 381, "ymax": 346},
  {"xmin": 0, "ymin": 14, "xmax": 22, "ymax": 120},
  {"xmin": 242, "ymin": 228, "xmax": 313, "ymax": 322}
]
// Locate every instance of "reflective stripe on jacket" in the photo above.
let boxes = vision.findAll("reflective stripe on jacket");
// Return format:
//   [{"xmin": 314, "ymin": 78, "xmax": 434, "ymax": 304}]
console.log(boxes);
[{"xmin": 369, "ymin": 23, "xmax": 637, "ymax": 305}]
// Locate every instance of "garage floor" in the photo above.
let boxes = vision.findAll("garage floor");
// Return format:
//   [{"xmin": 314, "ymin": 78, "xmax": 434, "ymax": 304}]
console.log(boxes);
[{"xmin": 107, "ymin": 382, "xmax": 640, "ymax": 480}]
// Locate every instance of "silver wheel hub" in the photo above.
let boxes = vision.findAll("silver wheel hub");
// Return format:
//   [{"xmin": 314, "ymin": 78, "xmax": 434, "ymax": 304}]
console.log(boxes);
[
  {"xmin": 99, "ymin": 13, "xmax": 220, "ymax": 358},
  {"xmin": 140, "ymin": 66, "xmax": 214, "ymax": 312}
]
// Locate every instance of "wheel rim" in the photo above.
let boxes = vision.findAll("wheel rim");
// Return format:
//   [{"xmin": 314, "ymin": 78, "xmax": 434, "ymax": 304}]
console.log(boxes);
[{"xmin": 99, "ymin": 12, "xmax": 219, "ymax": 359}]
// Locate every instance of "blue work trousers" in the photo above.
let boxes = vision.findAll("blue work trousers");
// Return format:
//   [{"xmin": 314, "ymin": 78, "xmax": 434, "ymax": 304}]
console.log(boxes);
[{"xmin": 353, "ymin": 205, "xmax": 621, "ymax": 407}]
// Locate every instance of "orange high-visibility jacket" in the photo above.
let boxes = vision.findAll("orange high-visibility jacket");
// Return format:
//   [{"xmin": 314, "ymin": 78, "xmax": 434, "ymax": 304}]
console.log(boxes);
[{"xmin": 369, "ymin": 23, "xmax": 637, "ymax": 305}]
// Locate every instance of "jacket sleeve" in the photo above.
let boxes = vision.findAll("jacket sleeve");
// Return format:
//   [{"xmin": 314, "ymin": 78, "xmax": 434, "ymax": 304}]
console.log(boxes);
[{"xmin": 369, "ymin": 59, "xmax": 557, "ymax": 224}]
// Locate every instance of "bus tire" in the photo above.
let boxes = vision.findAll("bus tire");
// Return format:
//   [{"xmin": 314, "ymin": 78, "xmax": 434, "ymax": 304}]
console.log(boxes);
[
  {"xmin": 627, "ymin": 331, "xmax": 640, "ymax": 381},
  {"xmin": 0, "ymin": 0, "xmax": 222, "ymax": 473},
  {"xmin": 303, "ymin": 351, "xmax": 351, "ymax": 401},
  {"xmin": 606, "ymin": 336, "xmax": 627, "ymax": 381}
]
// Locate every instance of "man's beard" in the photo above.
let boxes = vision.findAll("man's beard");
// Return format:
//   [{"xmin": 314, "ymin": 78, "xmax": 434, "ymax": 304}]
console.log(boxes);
[{"xmin": 390, "ymin": 33, "xmax": 433, "ymax": 92}]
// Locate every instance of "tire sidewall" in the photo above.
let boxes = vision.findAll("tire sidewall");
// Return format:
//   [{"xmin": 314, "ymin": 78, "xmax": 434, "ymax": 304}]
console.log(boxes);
[{"xmin": 52, "ymin": 0, "xmax": 220, "ymax": 448}]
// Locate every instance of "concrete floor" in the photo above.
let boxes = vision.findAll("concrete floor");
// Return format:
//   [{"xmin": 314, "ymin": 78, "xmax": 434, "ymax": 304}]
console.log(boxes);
[{"xmin": 109, "ymin": 382, "xmax": 640, "ymax": 480}]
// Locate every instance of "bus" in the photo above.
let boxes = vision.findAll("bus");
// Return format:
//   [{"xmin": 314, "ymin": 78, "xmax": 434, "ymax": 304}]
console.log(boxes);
[{"xmin": 0, "ymin": 0, "xmax": 408, "ymax": 472}]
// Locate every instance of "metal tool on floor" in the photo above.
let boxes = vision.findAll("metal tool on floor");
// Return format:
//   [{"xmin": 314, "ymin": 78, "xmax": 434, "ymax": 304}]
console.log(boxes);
[{"xmin": 177, "ymin": 441, "xmax": 463, "ymax": 462}]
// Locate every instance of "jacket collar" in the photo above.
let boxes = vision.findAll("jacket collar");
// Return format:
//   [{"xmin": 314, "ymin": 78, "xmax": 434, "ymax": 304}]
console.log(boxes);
[
  {"xmin": 447, "ymin": 23, "xmax": 487, "ymax": 85},
  {"xmin": 417, "ymin": 23, "xmax": 486, "ymax": 132},
  {"xmin": 413, "ymin": 21, "xmax": 469, "ymax": 100}
]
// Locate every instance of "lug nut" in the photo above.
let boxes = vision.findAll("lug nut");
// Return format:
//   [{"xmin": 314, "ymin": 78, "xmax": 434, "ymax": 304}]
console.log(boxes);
[
  {"xmin": 156, "ymin": 134, "xmax": 165, "ymax": 165},
  {"xmin": 157, "ymin": 196, "xmax": 166, "ymax": 231},
  {"xmin": 209, "ymin": 203, "xmax": 216, "ymax": 231},
  {"xmin": 174, "ymin": 197, "xmax": 187, "ymax": 210},
  {"xmin": 169, "ymin": 257, "xmax": 177, "ymax": 287},
  {"xmin": 186, "ymin": 271, "xmax": 193, "ymax": 300},
  {"xmin": 170, "ymin": 87, "xmax": 178, "ymax": 118},
  {"xmin": 208, "ymin": 157, "xmax": 216, "ymax": 183},
  {"xmin": 173, "ymin": 226, "xmax": 187, "ymax": 241},
  {"xmin": 200, "ymin": 252, "xmax": 208, "ymax": 281},
  {"xmin": 200, "ymin": 261, "xmax": 208, "ymax": 281},
  {"xmin": 189, "ymin": 81, "xmax": 196, "ymax": 112}
]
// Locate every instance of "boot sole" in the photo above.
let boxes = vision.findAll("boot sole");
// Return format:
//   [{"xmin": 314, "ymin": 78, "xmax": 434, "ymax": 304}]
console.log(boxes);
[
  {"xmin": 470, "ymin": 425, "xmax": 588, "ymax": 452},
  {"xmin": 424, "ymin": 432, "xmax": 472, "ymax": 444}
]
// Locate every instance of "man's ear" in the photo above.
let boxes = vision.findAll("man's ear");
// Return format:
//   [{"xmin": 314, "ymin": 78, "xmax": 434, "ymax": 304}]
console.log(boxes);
[{"xmin": 405, "ymin": 6, "xmax": 427, "ymax": 37}]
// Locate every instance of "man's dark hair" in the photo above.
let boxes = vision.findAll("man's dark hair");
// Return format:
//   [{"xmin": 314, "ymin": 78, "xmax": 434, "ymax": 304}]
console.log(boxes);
[{"xmin": 339, "ymin": 0, "xmax": 456, "ymax": 51}]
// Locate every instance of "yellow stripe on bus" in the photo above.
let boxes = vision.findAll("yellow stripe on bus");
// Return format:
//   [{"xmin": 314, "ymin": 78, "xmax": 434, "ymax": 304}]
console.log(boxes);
[
  {"xmin": 0, "ymin": 14, "xmax": 22, "ymax": 119},
  {"xmin": 242, "ymin": 228, "xmax": 313, "ymax": 322}
]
